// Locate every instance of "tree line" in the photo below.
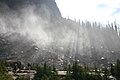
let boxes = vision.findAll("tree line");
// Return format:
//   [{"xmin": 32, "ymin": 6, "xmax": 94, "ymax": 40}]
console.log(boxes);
[{"xmin": 1, "ymin": 59, "xmax": 120, "ymax": 80}]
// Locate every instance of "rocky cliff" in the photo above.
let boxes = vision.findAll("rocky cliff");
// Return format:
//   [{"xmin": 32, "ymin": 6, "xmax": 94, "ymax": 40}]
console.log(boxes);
[{"xmin": 0, "ymin": 0, "xmax": 61, "ymax": 18}]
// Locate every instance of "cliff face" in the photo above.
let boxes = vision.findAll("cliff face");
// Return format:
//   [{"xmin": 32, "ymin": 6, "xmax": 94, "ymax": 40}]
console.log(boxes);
[
  {"xmin": 0, "ymin": 0, "xmax": 61, "ymax": 18},
  {"xmin": 0, "ymin": 0, "xmax": 62, "ymax": 62}
]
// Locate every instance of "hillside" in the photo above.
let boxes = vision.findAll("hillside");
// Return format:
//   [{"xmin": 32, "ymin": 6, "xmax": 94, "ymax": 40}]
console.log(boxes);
[{"xmin": 0, "ymin": 0, "xmax": 120, "ymax": 68}]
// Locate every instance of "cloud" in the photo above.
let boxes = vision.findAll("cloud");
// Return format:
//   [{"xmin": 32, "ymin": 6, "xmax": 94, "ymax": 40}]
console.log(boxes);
[
  {"xmin": 56, "ymin": 0, "xmax": 120, "ymax": 23},
  {"xmin": 112, "ymin": 7, "xmax": 120, "ymax": 15},
  {"xmin": 97, "ymin": 3, "xmax": 108, "ymax": 9}
]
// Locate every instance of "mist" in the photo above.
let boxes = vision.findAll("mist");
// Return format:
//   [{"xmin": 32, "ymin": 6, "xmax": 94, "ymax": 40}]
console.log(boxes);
[{"xmin": 0, "ymin": 0, "xmax": 120, "ymax": 67}]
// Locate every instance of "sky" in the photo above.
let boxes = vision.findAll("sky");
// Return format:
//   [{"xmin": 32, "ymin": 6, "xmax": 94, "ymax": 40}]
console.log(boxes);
[{"xmin": 55, "ymin": 0, "xmax": 120, "ymax": 24}]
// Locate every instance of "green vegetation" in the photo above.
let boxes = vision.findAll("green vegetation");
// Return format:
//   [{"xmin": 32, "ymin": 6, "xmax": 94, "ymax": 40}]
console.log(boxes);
[
  {"xmin": 0, "ymin": 60, "xmax": 13, "ymax": 80},
  {"xmin": 34, "ymin": 63, "xmax": 59, "ymax": 80},
  {"xmin": 1, "ymin": 60, "xmax": 120, "ymax": 80},
  {"xmin": 33, "ymin": 60, "xmax": 117, "ymax": 80},
  {"xmin": 110, "ymin": 59, "xmax": 120, "ymax": 80}
]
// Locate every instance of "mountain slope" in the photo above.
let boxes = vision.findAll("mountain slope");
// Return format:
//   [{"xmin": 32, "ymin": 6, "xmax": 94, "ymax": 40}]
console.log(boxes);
[{"xmin": 0, "ymin": 0, "xmax": 120, "ymax": 67}]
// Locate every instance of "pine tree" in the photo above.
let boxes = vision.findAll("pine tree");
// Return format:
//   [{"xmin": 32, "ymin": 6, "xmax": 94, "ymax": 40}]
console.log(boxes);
[
  {"xmin": 114, "ymin": 59, "xmax": 120, "ymax": 80},
  {"xmin": 65, "ymin": 65, "xmax": 71, "ymax": 80},
  {"xmin": 110, "ymin": 63, "xmax": 115, "ymax": 76},
  {"xmin": 49, "ymin": 65, "xmax": 60, "ymax": 80},
  {"xmin": 103, "ymin": 68, "xmax": 109, "ymax": 80},
  {"xmin": 34, "ymin": 65, "xmax": 44, "ymax": 79},
  {"xmin": 72, "ymin": 61, "xmax": 84, "ymax": 80}
]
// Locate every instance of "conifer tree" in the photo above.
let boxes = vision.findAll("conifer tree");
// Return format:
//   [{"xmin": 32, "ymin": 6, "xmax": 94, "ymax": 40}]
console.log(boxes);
[
  {"xmin": 114, "ymin": 59, "xmax": 120, "ymax": 80},
  {"xmin": 65, "ymin": 65, "xmax": 71, "ymax": 80}
]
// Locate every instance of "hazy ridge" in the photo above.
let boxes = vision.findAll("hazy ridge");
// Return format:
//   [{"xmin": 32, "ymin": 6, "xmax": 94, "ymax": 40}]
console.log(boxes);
[{"xmin": 0, "ymin": 0, "xmax": 120, "ymax": 67}]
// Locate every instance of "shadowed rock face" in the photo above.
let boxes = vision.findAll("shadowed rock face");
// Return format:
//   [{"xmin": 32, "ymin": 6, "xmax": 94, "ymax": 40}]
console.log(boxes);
[
  {"xmin": 0, "ymin": 0, "xmax": 62, "ymax": 63},
  {"xmin": 0, "ymin": 0, "xmax": 61, "ymax": 17}
]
